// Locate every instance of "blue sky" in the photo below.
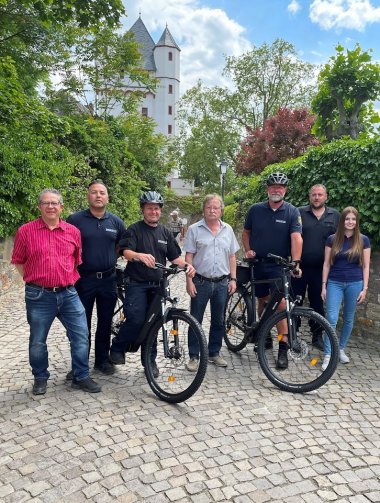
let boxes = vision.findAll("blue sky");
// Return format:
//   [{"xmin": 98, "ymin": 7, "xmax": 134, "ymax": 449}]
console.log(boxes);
[{"xmin": 122, "ymin": 0, "xmax": 380, "ymax": 94}]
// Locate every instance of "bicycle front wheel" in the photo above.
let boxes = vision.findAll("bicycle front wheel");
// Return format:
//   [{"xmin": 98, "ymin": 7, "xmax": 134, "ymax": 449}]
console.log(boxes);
[
  {"xmin": 143, "ymin": 311, "xmax": 208, "ymax": 403},
  {"xmin": 257, "ymin": 307, "xmax": 339, "ymax": 393},
  {"xmin": 224, "ymin": 287, "xmax": 253, "ymax": 352}
]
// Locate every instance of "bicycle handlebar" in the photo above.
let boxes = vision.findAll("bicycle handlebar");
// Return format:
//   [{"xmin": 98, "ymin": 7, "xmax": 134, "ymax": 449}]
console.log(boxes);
[
  {"xmin": 243, "ymin": 254, "xmax": 300, "ymax": 271},
  {"xmin": 154, "ymin": 263, "xmax": 187, "ymax": 275}
]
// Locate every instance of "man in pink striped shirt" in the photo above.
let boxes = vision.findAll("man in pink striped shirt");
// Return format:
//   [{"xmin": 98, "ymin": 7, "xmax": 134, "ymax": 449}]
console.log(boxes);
[{"xmin": 11, "ymin": 189, "xmax": 101, "ymax": 395}]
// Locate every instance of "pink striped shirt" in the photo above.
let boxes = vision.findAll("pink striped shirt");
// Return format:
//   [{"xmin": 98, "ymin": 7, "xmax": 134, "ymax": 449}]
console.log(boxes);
[{"xmin": 11, "ymin": 217, "xmax": 82, "ymax": 287}]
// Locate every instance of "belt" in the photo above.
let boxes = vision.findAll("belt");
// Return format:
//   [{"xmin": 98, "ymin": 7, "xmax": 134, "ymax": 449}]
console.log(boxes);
[
  {"xmin": 195, "ymin": 273, "xmax": 229, "ymax": 283},
  {"xmin": 80, "ymin": 267, "xmax": 115, "ymax": 279},
  {"xmin": 26, "ymin": 283, "xmax": 73, "ymax": 292}
]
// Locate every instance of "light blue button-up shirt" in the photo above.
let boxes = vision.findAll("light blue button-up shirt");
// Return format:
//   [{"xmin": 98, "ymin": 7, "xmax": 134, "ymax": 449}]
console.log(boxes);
[{"xmin": 184, "ymin": 218, "xmax": 240, "ymax": 277}]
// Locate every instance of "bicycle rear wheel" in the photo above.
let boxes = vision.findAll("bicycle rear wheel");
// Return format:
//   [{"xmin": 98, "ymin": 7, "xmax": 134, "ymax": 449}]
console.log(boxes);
[
  {"xmin": 257, "ymin": 307, "xmax": 339, "ymax": 393},
  {"xmin": 224, "ymin": 287, "xmax": 253, "ymax": 352},
  {"xmin": 143, "ymin": 311, "xmax": 208, "ymax": 403}
]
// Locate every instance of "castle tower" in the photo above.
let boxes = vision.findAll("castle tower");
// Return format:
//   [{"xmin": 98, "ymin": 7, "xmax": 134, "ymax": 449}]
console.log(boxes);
[{"xmin": 122, "ymin": 16, "xmax": 181, "ymax": 137}]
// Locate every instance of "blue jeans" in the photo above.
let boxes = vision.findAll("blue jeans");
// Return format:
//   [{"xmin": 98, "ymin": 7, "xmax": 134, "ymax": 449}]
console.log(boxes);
[
  {"xmin": 189, "ymin": 276, "xmax": 229, "ymax": 358},
  {"xmin": 75, "ymin": 275, "xmax": 117, "ymax": 365},
  {"xmin": 110, "ymin": 281, "xmax": 157, "ymax": 363},
  {"xmin": 324, "ymin": 279, "xmax": 363, "ymax": 355},
  {"xmin": 25, "ymin": 285, "xmax": 89, "ymax": 381}
]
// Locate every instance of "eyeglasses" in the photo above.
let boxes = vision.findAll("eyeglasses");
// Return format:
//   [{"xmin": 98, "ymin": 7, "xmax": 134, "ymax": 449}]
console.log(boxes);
[{"xmin": 40, "ymin": 201, "xmax": 61, "ymax": 207}]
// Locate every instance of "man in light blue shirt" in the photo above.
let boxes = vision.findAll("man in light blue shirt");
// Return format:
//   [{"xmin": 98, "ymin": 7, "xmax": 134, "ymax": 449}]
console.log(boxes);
[{"xmin": 184, "ymin": 194, "xmax": 240, "ymax": 370}]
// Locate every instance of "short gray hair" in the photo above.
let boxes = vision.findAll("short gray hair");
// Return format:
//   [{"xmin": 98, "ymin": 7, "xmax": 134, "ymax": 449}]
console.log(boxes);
[
  {"xmin": 38, "ymin": 189, "xmax": 63, "ymax": 205},
  {"xmin": 202, "ymin": 193, "xmax": 224, "ymax": 211}
]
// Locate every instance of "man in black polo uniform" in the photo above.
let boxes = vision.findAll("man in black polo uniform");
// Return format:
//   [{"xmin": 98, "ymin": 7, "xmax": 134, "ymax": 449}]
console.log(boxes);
[
  {"xmin": 292, "ymin": 184, "xmax": 340, "ymax": 350},
  {"xmin": 242, "ymin": 172, "xmax": 302, "ymax": 369},
  {"xmin": 109, "ymin": 191, "xmax": 195, "ymax": 377},
  {"xmin": 67, "ymin": 180, "xmax": 126, "ymax": 375}
]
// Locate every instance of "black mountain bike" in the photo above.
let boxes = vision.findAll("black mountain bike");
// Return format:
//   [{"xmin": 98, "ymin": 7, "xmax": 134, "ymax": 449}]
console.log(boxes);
[
  {"xmin": 224, "ymin": 254, "xmax": 339, "ymax": 393},
  {"xmin": 112, "ymin": 263, "xmax": 208, "ymax": 403}
]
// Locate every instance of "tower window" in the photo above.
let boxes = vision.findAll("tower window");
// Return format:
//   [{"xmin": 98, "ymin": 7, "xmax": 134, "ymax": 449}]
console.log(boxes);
[
  {"xmin": 168, "ymin": 52, "xmax": 173, "ymax": 61},
  {"xmin": 168, "ymin": 85, "xmax": 173, "ymax": 94},
  {"xmin": 168, "ymin": 106, "xmax": 172, "ymax": 115},
  {"xmin": 168, "ymin": 125, "xmax": 172, "ymax": 134},
  {"xmin": 142, "ymin": 107, "xmax": 148, "ymax": 117}
]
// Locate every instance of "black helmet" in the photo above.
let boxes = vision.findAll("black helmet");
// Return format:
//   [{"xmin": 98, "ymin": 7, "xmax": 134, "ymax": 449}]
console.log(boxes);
[
  {"xmin": 266, "ymin": 172, "xmax": 288, "ymax": 186},
  {"xmin": 139, "ymin": 191, "xmax": 164, "ymax": 207}
]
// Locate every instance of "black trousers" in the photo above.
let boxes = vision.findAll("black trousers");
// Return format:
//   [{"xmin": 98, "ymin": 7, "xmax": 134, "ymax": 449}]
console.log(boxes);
[
  {"xmin": 75, "ymin": 275, "xmax": 118, "ymax": 365},
  {"xmin": 291, "ymin": 264, "xmax": 325, "ymax": 335}
]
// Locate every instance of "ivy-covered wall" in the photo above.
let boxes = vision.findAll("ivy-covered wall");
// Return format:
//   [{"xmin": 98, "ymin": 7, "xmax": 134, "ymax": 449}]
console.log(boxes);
[{"xmin": 232, "ymin": 136, "xmax": 380, "ymax": 250}]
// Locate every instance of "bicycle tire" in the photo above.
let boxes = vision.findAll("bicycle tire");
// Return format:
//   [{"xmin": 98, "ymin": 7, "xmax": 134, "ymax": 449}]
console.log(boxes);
[
  {"xmin": 143, "ymin": 311, "xmax": 208, "ymax": 403},
  {"xmin": 224, "ymin": 287, "xmax": 253, "ymax": 352},
  {"xmin": 256, "ymin": 307, "xmax": 339, "ymax": 393}
]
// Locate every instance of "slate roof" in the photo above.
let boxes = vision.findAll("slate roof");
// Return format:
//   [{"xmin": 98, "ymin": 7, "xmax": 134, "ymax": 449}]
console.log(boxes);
[
  {"xmin": 156, "ymin": 26, "xmax": 180, "ymax": 51},
  {"xmin": 129, "ymin": 16, "xmax": 156, "ymax": 71}
]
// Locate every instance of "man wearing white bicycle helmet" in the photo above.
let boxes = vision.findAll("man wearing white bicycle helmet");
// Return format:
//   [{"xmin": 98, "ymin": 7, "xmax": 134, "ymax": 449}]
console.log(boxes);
[
  {"xmin": 109, "ymin": 191, "xmax": 195, "ymax": 377},
  {"xmin": 242, "ymin": 172, "xmax": 303, "ymax": 370}
]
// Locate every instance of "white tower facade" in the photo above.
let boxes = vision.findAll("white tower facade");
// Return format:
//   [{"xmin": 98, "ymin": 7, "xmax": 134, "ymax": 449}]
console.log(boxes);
[{"xmin": 120, "ymin": 16, "xmax": 181, "ymax": 137}]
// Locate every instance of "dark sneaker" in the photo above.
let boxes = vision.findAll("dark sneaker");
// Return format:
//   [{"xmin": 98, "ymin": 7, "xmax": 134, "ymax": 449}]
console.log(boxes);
[
  {"xmin": 109, "ymin": 351, "xmax": 125, "ymax": 365},
  {"xmin": 72, "ymin": 377, "xmax": 101, "ymax": 393},
  {"xmin": 265, "ymin": 337, "xmax": 273, "ymax": 349},
  {"xmin": 94, "ymin": 361, "xmax": 115, "ymax": 375},
  {"xmin": 312, "ymin": 334, "xmax": 324, "ymax": 352},
  {"xmin": 151, "ymin": 362, "xmax": 159, "ymax": 378},
  {"xmin": 276, "ymin": 342, "xmax": 288, "ymax": 369},
  {"xmin": 33, "ymin": 379, "xmax": 47, "ymax": 395},
  {"xmin": 66, "ymin": 370, "xmax": 73, "ymax": 381}
]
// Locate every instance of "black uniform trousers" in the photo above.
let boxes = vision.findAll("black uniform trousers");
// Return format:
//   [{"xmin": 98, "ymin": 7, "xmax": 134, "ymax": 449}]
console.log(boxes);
[
  {"xmin": 75, "ymin": 274, "xmax": 118, "ymax": 365},
  {"xmin": 291, "ymin": 264, "xmax": 325, "ymax": 335}
]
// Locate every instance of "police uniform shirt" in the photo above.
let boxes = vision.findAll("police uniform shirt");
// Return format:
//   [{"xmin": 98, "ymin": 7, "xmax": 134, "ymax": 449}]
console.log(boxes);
[
  {"xmin": 119, "ymin": 221, "xmax": 181, "ymax": 282},
  {"xmin": 67, "ymin": 209, "xmax": 126, "ymax": 274},
  {"xmin": 244, "ymin": 201, "xmax": 302, "ymax": 259},
  {"xmin": 298, "ymin": 205, "xmax": 340, "ymax": 266}
]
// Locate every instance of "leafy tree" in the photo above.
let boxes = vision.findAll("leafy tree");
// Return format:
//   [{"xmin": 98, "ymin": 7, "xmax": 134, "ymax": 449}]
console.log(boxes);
[
  {"xmin": 312, "ymin": 44, "xmax": 380, "ymax": 141},
  {"xmin": 47, "ymin": 27, "xmax": 156, "ymax": 118},
  {"xmin": 0, "ymin": 0, "xmax": 125, "ymax": 93},
  {"xmin": 174, "ymin": 40, "xmax": 316, "ymax": 190},
  {"xmin": 236, "ymin": 108, "xmax": 319, "ymax": 175}
]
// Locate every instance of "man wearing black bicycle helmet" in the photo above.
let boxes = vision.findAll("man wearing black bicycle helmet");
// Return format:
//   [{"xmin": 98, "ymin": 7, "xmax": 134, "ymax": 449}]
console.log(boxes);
[
  {"xmin": 242, "ymin": 171, "xmax": 302, "ymax": 369},
  {"xmin": 139, "ymin": 191, "xmax": 164, "ymax": 207},
  {"xmin": 109, "ymin": 190, "xmax": 195, "ymax": 376},
  {"xmin": 266, "ymin": 172, "xmax": 289, "ymax": 187}
]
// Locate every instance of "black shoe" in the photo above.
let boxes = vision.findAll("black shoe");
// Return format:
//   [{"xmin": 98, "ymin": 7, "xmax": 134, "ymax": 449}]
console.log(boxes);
[
  {"xmin": 32, "ymin": 379, "xmax": 47, "ymax": 395},
  {"xmin": 312, "ymin": 334, "xmax": 324, "ymax": 352},
  {"xmin": 109, "ymin": 351, "xmax": 125, "ymax": 365},
  {"xmin": 265, "ymin": 337, "xmax": 273, "ymax": 349},
  {"xmin": 276, "ymin": 342, "xmax": 288, "ymax": 370},
  {"xmin": 151, "ymin": 362, "xmax": 159, "ymax": 378},
  {"xmin": 66, "ymin": 370, "xmax": 73, "ymax": 380},
  {"xmin": 72, "ymin": 377, "xmax": 101, "ymax": 393},
  {"xmin": 94, "ymin": 360, "xmax": 115, "ymax": 375}
]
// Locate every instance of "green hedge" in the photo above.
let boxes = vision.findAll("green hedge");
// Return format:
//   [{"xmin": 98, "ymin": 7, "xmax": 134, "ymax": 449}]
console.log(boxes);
[{"xmin": 232, "ymin": 136, "xmax": 380, "ymax": 249}]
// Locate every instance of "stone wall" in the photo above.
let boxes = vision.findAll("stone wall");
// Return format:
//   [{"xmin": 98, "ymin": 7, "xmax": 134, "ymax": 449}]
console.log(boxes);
[
  {"xmin": 0, "ymin": 235, "xmax": 379, "ymax": 340},
  {"xmin": 0, "ymin": 237, "xmax": 23, "ymax": 293}
]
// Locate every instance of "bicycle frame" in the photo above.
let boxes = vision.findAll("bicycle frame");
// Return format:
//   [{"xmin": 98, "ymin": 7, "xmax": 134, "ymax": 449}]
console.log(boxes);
[
  {"xmin": 239, "ymin": 257, "xmax": 304, "ymax": 348},
  {"xmin": 124, "ymin": 268, "xmax": 187, "ymax": 356}
]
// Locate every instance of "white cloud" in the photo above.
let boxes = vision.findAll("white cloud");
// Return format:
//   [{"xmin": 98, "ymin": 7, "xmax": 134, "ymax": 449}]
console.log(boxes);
[
  {"xmin": 122, "ymin": 0, "xmax": 251, "ymax": 94},
  {"xmin": 310, "ymin": 0, "xmax": 380, "ymax": 31},
  {"xmin": 288, "ymin": 0, "xmax": 301, "ymax": 15}
]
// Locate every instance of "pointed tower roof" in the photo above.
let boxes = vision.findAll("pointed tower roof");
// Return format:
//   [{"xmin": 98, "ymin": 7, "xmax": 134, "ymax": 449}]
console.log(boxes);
[
  {"xmin": 129, "ymin": 16, "xmax": 156, "ymax": 71},
  {"xmin": 156, "ymin": 26, "xmax": 180, "ymax": 51}
]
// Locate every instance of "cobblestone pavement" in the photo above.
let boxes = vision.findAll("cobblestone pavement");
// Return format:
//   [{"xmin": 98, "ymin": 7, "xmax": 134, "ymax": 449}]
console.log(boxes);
[{"xmin": 0, "ymin": 277, "xmax": 379, "ymax": 503}]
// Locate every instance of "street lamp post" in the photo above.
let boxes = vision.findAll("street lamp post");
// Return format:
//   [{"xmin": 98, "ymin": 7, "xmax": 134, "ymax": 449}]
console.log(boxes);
[{"xmin": 219, "ymin": 159, "xmax": 228, "ymax": 201}]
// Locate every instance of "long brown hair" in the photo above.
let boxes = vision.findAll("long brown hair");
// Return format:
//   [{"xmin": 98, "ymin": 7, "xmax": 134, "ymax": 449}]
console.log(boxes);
[{"xmin": 330, "ymin": 207, "xmax": 363, "ymax": 265}]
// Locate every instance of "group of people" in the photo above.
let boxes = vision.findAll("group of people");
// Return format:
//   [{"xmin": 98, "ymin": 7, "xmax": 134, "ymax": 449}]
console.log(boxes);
[{"xmin": 11, "ymin": 173, "xmax": 371, "ymax": 395}]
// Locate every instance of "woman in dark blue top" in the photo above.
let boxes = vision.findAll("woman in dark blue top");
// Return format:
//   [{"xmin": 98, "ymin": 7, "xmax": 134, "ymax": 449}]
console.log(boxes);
[{"xmin": 321, "ymin": 207, "xmax": 371, "ymax": 370}]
